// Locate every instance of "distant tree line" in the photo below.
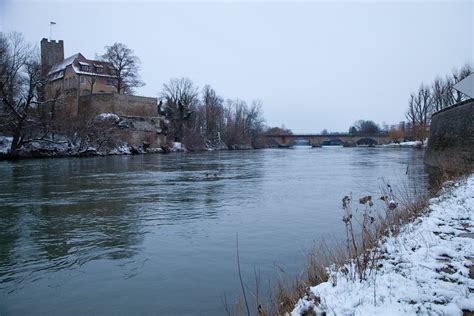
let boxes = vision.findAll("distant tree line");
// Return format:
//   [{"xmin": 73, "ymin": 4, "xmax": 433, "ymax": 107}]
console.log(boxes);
[
  {"xmin": 348, "ymin": 120, "xmax": 383, "ymax": 135},
  {"xmin": 403, "ymin": 63, "xmax": 472, "ymax": 142},
  {"xmin": 158, "ymin": 77, "xmax": 277, "ymax": 150},
  {"xmin": 0, "ymin": 31, "xmax": 282, "ymax": 157},
  {"xmin": 340, "ymin": 63, "xmax": 473, "ymax": 144}
]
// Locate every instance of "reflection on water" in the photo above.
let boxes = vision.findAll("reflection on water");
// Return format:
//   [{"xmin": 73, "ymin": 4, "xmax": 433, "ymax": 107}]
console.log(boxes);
[{"xmin": 0, "ymin": 147, "xmax": 428, "ymax": 315}]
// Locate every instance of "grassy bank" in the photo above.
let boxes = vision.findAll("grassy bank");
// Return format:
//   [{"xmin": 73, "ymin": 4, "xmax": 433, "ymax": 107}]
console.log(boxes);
[{"xmin": 227, "ymin": 169, "xmax": 472, "ymax": 315}]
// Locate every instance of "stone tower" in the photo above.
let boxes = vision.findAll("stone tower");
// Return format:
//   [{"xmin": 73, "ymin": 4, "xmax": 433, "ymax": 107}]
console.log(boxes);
[{"xmin": 40, "ymin": 38, "xmax": 64, "ymax": 76}]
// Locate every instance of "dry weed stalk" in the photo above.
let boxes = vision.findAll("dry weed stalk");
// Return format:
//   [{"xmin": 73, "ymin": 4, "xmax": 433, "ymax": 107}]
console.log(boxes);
[{"xmin": 226, "ymin": 170, "xmax": 468, "ymax": 315}]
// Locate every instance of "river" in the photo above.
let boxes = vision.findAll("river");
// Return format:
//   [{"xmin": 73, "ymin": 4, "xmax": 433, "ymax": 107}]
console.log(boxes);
[{"xmin": 0, "ymin": 146, "xmax": 429, "ymax": 315}]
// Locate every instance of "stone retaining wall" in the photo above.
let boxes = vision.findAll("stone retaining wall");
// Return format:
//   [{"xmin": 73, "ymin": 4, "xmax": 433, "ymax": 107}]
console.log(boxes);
[
  {"xmin": 117, "ymin": 116, "xmax": 166, "ymax": 149},
  {"xmin": 78, "ymin": 93, "xmax": 158, "ymax": 117},
  {"xmin": 424, "ymin": 100, "xmax": 474, "ymax": 172}
]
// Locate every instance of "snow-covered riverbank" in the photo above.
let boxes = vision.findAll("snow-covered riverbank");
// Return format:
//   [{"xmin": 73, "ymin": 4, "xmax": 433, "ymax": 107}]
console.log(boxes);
[
  {"xmin": 383, "ymin": 140, "xmax": 427, "ymax": 148},
  {"xmin": 292, "ymin": 174, "xmax": 474, "ymax": 315}
]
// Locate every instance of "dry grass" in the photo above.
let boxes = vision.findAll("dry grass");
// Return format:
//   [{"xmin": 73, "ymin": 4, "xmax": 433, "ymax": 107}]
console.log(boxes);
[{"xmin": 227, "ymin": 169, "xmax": 471, "ymax": 316}]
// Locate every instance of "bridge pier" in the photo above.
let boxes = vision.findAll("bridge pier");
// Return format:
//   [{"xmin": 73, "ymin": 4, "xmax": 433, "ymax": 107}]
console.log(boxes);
[
  {"xmin": 273, "ymin": 136, "xmax": 296, "ymax": 147},
  {"xmin": 342, "ymin": 141, "xmax": 356, "ymax": 147},
  {"xmin": 308, "ymin": 137, "xmax": 322, "ymax": 147}
]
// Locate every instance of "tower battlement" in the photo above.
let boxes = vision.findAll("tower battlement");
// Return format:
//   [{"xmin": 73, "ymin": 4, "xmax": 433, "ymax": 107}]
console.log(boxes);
[{"xmin": 40, "ymin": 38, "xmax": 64, "ymax": 76}]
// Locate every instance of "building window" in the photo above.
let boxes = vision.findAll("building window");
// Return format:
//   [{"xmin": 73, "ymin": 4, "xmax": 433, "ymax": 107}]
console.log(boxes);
[
  {"xmin": 79, "ymin": 61, "xmax": 91, "ymax": 72},
  {"xmin": 94, "ymin": 64, "xmax": 103, "ymax": 74},
  {"xmin": 80, "ymin": 75, "xmax": 85, "ymax": 83},
  {"xmin": 106, "ymin": 78, "xmax": 116, "ymax": 86},
  {"xmin": 83, "ymin": 89, "xmax": 91, "ymax": 96}
]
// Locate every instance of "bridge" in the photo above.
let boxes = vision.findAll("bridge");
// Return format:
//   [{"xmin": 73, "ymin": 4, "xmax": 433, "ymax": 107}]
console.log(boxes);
[{"xmin": 265, "ymin": 134, "xmax": 391, "ymax": 147}]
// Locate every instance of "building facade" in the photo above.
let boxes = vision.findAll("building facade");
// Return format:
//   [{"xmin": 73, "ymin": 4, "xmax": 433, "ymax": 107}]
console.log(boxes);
[
  {"xmin": 41, "ymin": 38, "xmax": 117, "ymax": 101},
  {"xmin": 40, "ymin": 38, "xmax": 167, "ymax": 149}
]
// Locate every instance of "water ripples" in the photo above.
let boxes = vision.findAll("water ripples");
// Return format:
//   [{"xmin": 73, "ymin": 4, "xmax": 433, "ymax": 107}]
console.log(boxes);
[{"xmin": 0, "ymin": 148, "xmax": 429, "ymax": 314}]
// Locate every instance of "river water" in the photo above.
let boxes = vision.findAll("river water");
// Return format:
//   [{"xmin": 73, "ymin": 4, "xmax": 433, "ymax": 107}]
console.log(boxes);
[{"xmin": 0, "ymin": 147, "xmax": 429, "ymax": 315}]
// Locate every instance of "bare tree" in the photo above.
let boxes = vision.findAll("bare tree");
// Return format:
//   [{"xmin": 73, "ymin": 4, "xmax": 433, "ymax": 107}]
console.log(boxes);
[
  {"xmin": 442, "ymin": 76, "xmax": 456, "ymax": 107},
  {"xmin": 438, "ymin": 64, "xmax": 473, "ymax": 108},
  {"xmin": 221, "ymin": 98, "xmax": 265, "ymax": 148},
  {"xmin": 406, "ymin": 86, "xmax": 432, "ymax": 126},
  {"xmin": 101, "ymin": 42, "xmax": 144, "ymax": 94},
  {"xmin": 86, "ymin": 74, "xmax": 97, "ymax": 95},
  {"xmin": 201, "ymin": 84, "xmax": 225, "ymax": 145},
  {"xmin": 388, "ymin": 127, "xmax": 404, "ymax": 143},
  {"xmin": 415, "ymin": 85, "xmax": 432, "ymax": 126},
  {"xmin": 405, "ymin": 93, "xmax": 417, "ymax": 127},
  {"xmin": 160, "ymin": 78, "xmax": 199, "ymax": 142},
  {"xmin": 223, "ymin": 99, "xmax": 247, "ymax": 146},
  {"xmin": 451, "ymin": 63, "xmax": 472, "ymax": 103},
  {"xmin": 405, "ymin": 85, "xmax": 432, "ymax": 142},
  {"xmin": 0, "ymin": 32, "xmax": 69, "ymax": 158},
  {"xmin": 264, "ymin": 126, "xmax": 292, "ymax": 135},
  {"xmin": 349, "ymin": 120, "xmax": 381, "ymax": 135},
  {"xmin": 0, "ymin": 34, "xmax": 9, "ymax": 88},
  {"xmin": 0, "ymin": 34, "xmax": 44, "ymax": 157},
  {"xmin": 245, "ymin": 100, "xmax": 265, "ymax": 147},
  {"xmin": 0, "ymin": 32, "xmax": 31, "ymax": 106},
  {"xmin": 431, "ymin": 77, "xmax": 446, "ymax": 113},
  {"xmin": 405, "ymin": 62, "xmax": 471, "ymax": 142}
]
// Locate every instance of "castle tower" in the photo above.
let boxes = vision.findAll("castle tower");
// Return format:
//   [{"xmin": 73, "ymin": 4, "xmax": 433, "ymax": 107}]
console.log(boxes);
[{"xmin": 40, "ymin": 38, "xmax": 64, "ymax": 76}]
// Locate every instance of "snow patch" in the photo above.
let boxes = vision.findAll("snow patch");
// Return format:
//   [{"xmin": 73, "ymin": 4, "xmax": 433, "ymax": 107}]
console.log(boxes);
[
  {"xmin": 0, "ymin": 136, "xmax": 13, "ymax": 155},
  {"xmin": 95, "ymin": 113, "xmax": 120, "ymax": 123},
  {"xmin": 171, "ymin": 142, "xmax": 186, "ymax": 152},
  {"xmin": 384, "ymin": 139, "xmax": 428, "ymax": 148},
  {"xmin": 292, "ymin": 174, "xmax": 474, "ymax": 316},
  {"xmin": 109, "ymin": 145, "xmax": 131, "ymax": 155}
]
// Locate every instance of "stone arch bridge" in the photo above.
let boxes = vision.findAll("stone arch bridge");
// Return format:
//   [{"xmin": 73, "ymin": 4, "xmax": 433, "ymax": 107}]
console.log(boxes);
[{"xmin": 265, "ymin": 134, "xmax": 391, "ymax": 147}]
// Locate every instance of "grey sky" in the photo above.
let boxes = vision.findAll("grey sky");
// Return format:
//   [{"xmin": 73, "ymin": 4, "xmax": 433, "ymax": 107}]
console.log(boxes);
[{"xmin": 1, "ymin": 0, "xmax": 472, "ymax": 133}]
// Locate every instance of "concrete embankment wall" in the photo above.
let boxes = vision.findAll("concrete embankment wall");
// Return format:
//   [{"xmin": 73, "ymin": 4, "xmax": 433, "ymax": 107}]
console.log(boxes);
[{"xmin": 424, "ymin": 100, "xmax": 474, "ymax": 172}]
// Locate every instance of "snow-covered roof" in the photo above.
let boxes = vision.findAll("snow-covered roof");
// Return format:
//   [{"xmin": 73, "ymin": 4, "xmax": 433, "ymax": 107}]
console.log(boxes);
[
  {"xmin": 47, "ymin": 53, "xmax": 80, "ymax": 75},
  {"xmin": 71, "ymin": 65, "xmax": 115, "ymax": 78},
  {"xmin": 49, "ymin": 71, "xmax": 64, "ymax": 81},
  {"xmin": 47, "ymin": 53, "xmax": 116, "ymax": 81}
]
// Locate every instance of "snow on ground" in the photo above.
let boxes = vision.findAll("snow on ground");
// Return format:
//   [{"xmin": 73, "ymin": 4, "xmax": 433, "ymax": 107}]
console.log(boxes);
[
  {"xmin": 292, "ymin": 174, "xmax": 474, "ymax": 316},
  {"xmin": 95, "ymin": 113, "xmax": 121, "ymax": 123},
  {"xmin": 384, "ymin": 139, "xmax": 428, "ymax": 148},
  {"xmin": 0, "ymin": 136, "xmax": 13, "ymax": 155},
  {"xmin": 172, "ymin": 142, "xmax": 185, "ymax": 151},
  {"xmin": 109, "ymin": 144, "xmax": 131, "ymax": 155}
]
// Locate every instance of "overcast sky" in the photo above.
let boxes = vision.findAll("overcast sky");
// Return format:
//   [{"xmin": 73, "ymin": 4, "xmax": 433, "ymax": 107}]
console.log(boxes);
[{"xmin": 1, "ymin": 0, "xmax": 472, "ymax": 132}]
